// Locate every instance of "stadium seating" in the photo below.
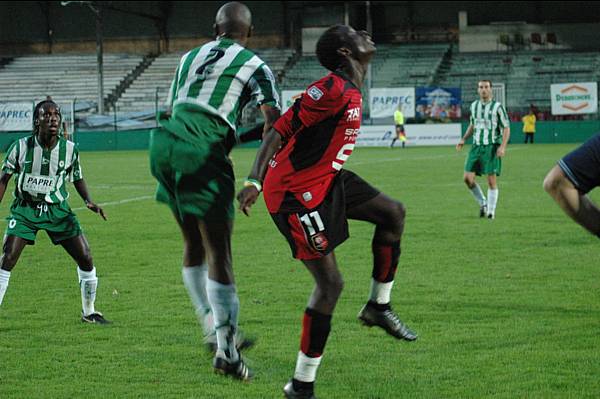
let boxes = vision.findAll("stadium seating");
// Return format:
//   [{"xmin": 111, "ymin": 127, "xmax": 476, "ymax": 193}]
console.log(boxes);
[
  {"xmin": 438, "ymin": 50, "xmax": 600, "ymax": 112},
  {"xmin": 0, "ymin": 54, "xmax": 143, "ymax": 110},
  {"xmin": 280, "ymin": 43, "xmax": 450, "ymax": 90},
  {"xmin": 2, "ymin": 46, "xmax": 598, "ymax": 120},
  {"xmin": 115, "ymin": 48, "xmax": 295, "ymax": 114}
]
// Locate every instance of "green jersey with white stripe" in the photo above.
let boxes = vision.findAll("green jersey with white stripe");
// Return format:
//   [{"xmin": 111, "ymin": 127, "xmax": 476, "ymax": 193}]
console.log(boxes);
[
  {"xmin": 2, "ymin": 136, "xmax": 83, "ymax": 204},
  {"xmin": 469, "ymin": 99, "xmax": 510, "ymax": 145},
  {"xmin": 166, "ymin": 37, "xmax": 280, "ymax": 131}
]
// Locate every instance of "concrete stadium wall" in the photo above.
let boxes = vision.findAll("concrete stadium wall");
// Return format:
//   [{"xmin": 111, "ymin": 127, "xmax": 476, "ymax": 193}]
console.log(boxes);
[{"xmin": 1, "ymin": 120, "xmax": 599, "ymax": 153}]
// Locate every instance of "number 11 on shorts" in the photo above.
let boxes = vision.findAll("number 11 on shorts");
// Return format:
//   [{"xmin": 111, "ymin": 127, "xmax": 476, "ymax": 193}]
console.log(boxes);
[{"xmin": 299, "ymin": 211, "xmax": 324, "ymax": 235}]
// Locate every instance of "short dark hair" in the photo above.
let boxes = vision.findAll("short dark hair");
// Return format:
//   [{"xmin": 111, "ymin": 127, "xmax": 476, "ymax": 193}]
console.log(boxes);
[
  {"xmin": 478, "ymin": 79, "xmax": 493, "ymax": 87},
  {"xmin": 33, "ymin": 99, "xmax": 61, "ymax": 133},
  {"xmin": 316, "ymin": 25, "xmax": 355, "ymax": 72}
]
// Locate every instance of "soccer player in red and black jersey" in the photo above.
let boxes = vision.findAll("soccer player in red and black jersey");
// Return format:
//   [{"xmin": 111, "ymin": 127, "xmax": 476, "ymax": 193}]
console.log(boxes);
[{"xmin": 238, "ymin": 25, "xmax": 417, "ymax": 399}]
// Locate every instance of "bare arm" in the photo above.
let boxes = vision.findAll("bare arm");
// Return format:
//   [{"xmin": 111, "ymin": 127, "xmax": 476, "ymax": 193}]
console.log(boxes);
[
  {"xmin": 497, "ymin": 126, "xmax": 511, "ymax": 157},
  {"xmin": 73, "ymin": 179, "xmax": 107, "ymax": 220},
  {"xmin": 236, "ymin": 104, "xmax": 282, "ymax": 216},
  {"xmin": 543, "ymin": 165, "xmax": 600, "ymax": 236},
  {"xmin": 456, "ymin": 124, "xmax": 474, "ymax": 151},
  {"xmin": 0, "ymin": 171, "xmax": 12, "ymax": 203}
]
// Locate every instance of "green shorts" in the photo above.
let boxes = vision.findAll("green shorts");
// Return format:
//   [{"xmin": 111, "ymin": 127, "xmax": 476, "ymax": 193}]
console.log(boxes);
[
  {"xmin": 5, "ymin": 199, "xmax": 82, "ymax": 245},
  {"xmin": 464, "ymin": 144, "xmax": 502, "ymax": 176},
  {"xmin": 149, "ymin": 114, "xmax": 235, "ymax": 222}
]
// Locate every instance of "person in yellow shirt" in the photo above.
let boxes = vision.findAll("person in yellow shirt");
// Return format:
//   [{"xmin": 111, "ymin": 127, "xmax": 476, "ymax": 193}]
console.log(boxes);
[
  {"xmin": 522, "ymin": 109, "xmax": 536, "ymax": 144},
  {"xmin": 391, "ymin": 105, "xmax": 406, "ymax": 148}
]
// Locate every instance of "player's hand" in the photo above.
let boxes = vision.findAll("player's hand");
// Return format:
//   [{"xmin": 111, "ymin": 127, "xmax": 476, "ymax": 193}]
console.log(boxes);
[
  {"xmin": 237, "ymin": 186, "xmax": 260, "ymax": 217},
  {"xmin": 497, "ymin": 146, "xmax": 506, "ymax": 158},
  {"xmin": 86, "ymin": 201, "xmax": 107, "ymax": 220},
  {"xmin": 456, "ymin": 139, "xmax": 464, "ymax": 151}
]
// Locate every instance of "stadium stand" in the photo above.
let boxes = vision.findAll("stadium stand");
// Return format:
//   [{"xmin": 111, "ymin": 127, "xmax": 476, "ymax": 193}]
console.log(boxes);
[
  {"xmin": 280, "ymin": 43, "xmax": 450, "ymax": 90},
  {"xmin": 0, "ymin": 54, "xmax": 144, "ymax": 112},
  {"xmin": 2, "ymin": 45, "xmax": 597, "ymax": 122},
  {"xmin": 115, "ymin": 48, "xmax": 295, "ymax": 114},
  {"xmin": 436, "ymin": 49, "xmax": 600, "ymax": 115},
  {"xmin": 370, "ymin": 43, "xmax": 449, "ymax": 87}
]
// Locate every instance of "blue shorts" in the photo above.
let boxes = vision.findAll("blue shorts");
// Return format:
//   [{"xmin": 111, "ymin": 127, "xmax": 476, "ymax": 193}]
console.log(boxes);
[{"xmin": 558, "ymin": 133, "xmax": 600, "ymax": 194}]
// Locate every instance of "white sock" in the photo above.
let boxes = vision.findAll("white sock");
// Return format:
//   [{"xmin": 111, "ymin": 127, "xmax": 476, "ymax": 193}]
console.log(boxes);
[
  {"xmin": 206, "ymin": 279, "xmax": 240, "ymax": 362},
  {"xmin": 369, "ymin": 279, "xmax": 394, "ymax": 304},
  {"xmin": 469, "ymin": 184, "xmax": 487, "ymax": 207},
  {"xmin": 294, "ymin": 351, "xmax": 323, "ymax": 383},
  {"xmin": 487, "ymin": 188, "xmax": 499, "ymax": 215},
  {"xmin": 0, "ymin": 269, "xmax": 11, "ymax": 306},
  {"xmin": 182, "ymin": 264, "xmax": 213, "ymax": 335},
  {"xmin": 77, "ymin": 267, "xmax": 97, "ymax": 316}
]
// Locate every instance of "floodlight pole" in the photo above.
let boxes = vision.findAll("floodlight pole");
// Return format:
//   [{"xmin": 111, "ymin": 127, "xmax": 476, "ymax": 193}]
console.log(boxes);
[
  {"xmin": 366, "ymin": 1, "xmax": 372, "ymax": 120},
  {"xmin": 93, "ymin": 3, "xmax": 104, "ymax": 115},
  {"xmin": 61, "ymin": 1, "xmax": 104, "ymax": 114}
]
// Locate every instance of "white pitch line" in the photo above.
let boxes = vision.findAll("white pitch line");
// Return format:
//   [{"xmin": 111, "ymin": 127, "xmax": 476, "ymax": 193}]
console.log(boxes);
[{"xmin": 72, "ymin": 195, "xmax": 154, "ymax": 211}]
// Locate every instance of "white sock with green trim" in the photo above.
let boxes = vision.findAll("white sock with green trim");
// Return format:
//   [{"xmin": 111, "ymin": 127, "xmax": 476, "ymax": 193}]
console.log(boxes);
[
  {"xmin": 469, "ymin": 184, "xmax": 486, "ymax": 207},
  {"xmin": 207, "ymin": 279, "xmax": 240, "ymax": 362},
  {"xmin": 487, "ymin": 188, "xmax": 499, "ymax": 216},
  {"xmin": 0, "ymin": 269, "xmax": 11, "ymax": 306},
  {"xmin": 182, "ymin": 264, "xmax": 213, "ymax": 335},
  {"xmin": 78, "ymin": 267, "xmax": 97, "ymax": 316}
]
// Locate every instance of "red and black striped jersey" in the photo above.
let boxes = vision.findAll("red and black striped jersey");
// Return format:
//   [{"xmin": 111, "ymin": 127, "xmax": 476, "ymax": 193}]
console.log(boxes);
[{"xmin": 264, "ymin": 72, "xmax": 362, "ymax": 213}]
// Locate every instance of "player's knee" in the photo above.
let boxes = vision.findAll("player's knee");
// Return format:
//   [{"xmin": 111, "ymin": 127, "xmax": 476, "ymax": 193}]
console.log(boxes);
[
  {"xmin": 463, "ymin": 175, "xmax": 474, "ymax": 187},
  {"xmin": 326, "ymin": 277, "xmax": 344, "ymax": 302},
  {"xmin": 543, "ymin": 169, "xmax": 561, "ymax": 195},
  {"xmin": 388, "ymin": 201, "xmax": 406, "ymax": 228}
]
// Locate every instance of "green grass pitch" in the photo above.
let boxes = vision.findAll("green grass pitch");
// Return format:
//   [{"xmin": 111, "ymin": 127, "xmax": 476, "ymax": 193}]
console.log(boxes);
[{"xmin": 1, "ymin": 144, "xmax": 599, "ymax": 398}]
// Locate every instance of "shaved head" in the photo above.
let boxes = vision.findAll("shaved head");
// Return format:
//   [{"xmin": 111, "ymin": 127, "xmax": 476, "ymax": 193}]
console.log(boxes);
[{"xmin": 215, "ymin": 2, "xmax": 252, "ymax": 39}]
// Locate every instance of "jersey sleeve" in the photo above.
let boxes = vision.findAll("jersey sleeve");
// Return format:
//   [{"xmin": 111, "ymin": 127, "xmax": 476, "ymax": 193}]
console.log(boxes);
[
  {"xmin": 273, "ymin": 77, "xmax": 344, "ymax": 140},
  {"xmin": 497, "ymin": 104, "xmax": 510, "ymax": 129},
  {"xmin": 67, "ymin": 147, "xmax": 83, "ymax": 182},
  {"xmin": 469, "ymin": 102, "xmax": 475, "ymax": 125},
  {"xmin": 2, "ymin": 140, "xmax": 20, "ymax": 174},
  {"xmin": 165, "ymin": 64, "xmax": 181, "ymax": 109},
  {"xmin": 249, "ymin": 63, "xmax": 281, "ymax": 109}
]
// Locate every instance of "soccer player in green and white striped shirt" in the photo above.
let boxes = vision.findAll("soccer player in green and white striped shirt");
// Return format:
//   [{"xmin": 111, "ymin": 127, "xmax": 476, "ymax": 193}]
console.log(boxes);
[
  {"xmin": 0, "ymin": 100, "xmax": 109, "ymax": 324},
  {"xmin": 148, "ymin": 2, "xmax": 280, "ymax": 380},
  {"xmin": 456, "ymin": 80, "xmax": 511, "ymax": 219}
]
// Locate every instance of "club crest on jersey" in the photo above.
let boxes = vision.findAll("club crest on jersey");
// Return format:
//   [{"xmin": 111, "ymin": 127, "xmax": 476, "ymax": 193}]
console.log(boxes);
[
  {"xmin": 346, "ymin": 107, "xmax": 360, "ymax": 121},
  {"xmin": 310, "ymin": 232, "xmax": 329, "ymax": 252},
  {"xmin": 307, "ymin": 86, "xmax": 324, "ymax": 101},
  {"xmin": 302, "ymin": 192, "xmax": 313, "ymax": 202}
]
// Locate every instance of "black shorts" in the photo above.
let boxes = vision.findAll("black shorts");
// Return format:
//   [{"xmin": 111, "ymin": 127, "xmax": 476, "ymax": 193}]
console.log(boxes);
[
  {"xmin": 270, "ymin": 169, "xmax": 380, "ymax": 260},
  {"xmin": 558, "ymin": 133, "xmax": 600, "ymax": 194},
  {"xmin": 395, "ymin": 124, "xmax": 405, "ymax": 132}
]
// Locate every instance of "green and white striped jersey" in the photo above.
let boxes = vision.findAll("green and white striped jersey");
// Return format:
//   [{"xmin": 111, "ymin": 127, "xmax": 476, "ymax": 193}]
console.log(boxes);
[
  {"xmin": 167, "ymin": 37, "xmax": 280, "ymax": 130},
  {"xmin": 469, "ymin": 99, "xmax": 510, "ymax": 145},
  {"xmin": 2, "ymin": 136, "xmax": 83, "ymax": 204}
]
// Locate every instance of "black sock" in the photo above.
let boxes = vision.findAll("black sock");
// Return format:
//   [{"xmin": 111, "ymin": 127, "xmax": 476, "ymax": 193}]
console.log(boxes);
[
  {"xmin": 301, "ymin": 308, "xmax": 332, "ymax": 357},
  {"xmin": 368, "ymin": 300, "xmax": 391, "ymax": 311},
  {"xmin": 292, "ymin": 378, "xmax": 314, "ymax": 392}
]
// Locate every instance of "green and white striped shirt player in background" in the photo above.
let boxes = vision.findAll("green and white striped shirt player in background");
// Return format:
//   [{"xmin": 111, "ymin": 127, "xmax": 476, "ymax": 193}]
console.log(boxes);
[
  {"xmin": 456, "ymin": 80, "xmax": 511, "ymax": 219},
  {"xmin": 148, "ymin": 1, "xmax": 280, "ymax": 380},
  {"xmin": 0, "ymin": 100, "xmax": 110, "ymax": 324}
]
